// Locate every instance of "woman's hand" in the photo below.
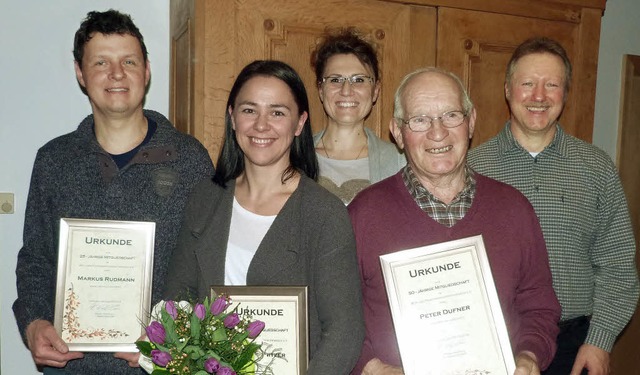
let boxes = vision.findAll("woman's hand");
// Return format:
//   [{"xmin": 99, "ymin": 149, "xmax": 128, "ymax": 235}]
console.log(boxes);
[{"xmin": 362, "ymin": 358, "xmax": 404, "ymax": 375}]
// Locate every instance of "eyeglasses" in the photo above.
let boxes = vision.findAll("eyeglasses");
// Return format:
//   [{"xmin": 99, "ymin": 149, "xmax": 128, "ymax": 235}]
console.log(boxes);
[
  {"xmin": 396, "ymin": 110, "xmax": 467, "ymax": 132},
  {"xmin": 321, "ymin": 75, "xmax": 374, "ymax": 89}
]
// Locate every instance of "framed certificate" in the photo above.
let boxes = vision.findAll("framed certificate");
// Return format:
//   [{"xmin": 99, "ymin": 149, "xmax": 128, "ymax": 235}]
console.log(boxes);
[
  {"xmin": 379, "ymin": 235, "xmax": 515, "ymax": 375},
  {"xmin": 211, "ymin": 286, "xmax": 308, "ymax": 375},
  {"xmin": 54, "ymin": 218, "xmax": 155, "ymax": 352}
]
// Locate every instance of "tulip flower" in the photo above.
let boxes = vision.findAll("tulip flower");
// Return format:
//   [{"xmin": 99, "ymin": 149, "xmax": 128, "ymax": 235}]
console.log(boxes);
[
  {"xmin": 194, "ymin": 303, "xmax": 206, "ymax": 320},
  {"xmin": 204, "ymin": 357, "xmax": 220, "ymax": 373},
  {"xmin": 247, "ymin": 320, "xmax": 265, "ymax": 339},
  {"xmin": 210, "ymin": 296, "xmax": 227, "ymax": 316},
  {"xmin": 223, "ymin": 313, "xmax": 240, "ymax": 329},
  {"xmin": 217, "ymin": 366, "xmax": 237, "ymax": 375},
  {"xmin": 145, "ymin": 321, "xmax": 166, "ymax": 344},
  {"xmin": 165, "ymin": 300, "xmax": 178, "ymax": 319},
  {"xmin": 151, "ymin": 349, "xmax": 172, "ymax": 367}
]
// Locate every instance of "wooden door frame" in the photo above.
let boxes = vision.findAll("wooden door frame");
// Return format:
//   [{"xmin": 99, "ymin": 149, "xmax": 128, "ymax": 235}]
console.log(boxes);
[{"xmin": 611, "ymin": 54, "xmax": 640, "ymax": 375}]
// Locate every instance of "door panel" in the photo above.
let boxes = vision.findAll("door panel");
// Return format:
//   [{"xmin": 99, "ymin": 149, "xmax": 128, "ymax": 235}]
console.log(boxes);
[
  {"xmin": 199, "ymin": 0, "xmax": 436, "ymax": 158},
  {"xmin": 611, "ymin": 55, "xmax": 640, "ymax": 375},
  {"xmin": 437, "ymin": 7, "xmax": 598, "ymax": 148},
  {"xmin": 172, "ymin": 1, "xmax": 601, "ymax": 163}
]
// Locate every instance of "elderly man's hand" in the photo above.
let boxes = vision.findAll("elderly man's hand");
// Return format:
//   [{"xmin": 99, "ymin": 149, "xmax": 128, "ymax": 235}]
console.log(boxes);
[{"xmin": 514, "ymin": 351, "xmax": 540, "ymax": 375}]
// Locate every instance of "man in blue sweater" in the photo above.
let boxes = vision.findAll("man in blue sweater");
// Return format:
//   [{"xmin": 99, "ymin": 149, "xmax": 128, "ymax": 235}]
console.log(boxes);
[{"xmin": 13, "ymin": 9, "xmax": 213, "ymax": 374}]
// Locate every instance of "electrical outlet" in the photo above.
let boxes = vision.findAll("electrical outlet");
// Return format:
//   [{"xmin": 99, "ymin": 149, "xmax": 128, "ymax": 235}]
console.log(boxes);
[{"xmin": 0, "ymin": 192, "xmax": 15, "ymax": 214}]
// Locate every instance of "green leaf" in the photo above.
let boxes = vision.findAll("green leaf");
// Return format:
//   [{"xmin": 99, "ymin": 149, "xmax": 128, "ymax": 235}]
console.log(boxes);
[
  {"xmin": 136, "ymin": 341, "xmax": 154, "ymax": 356},
  {"xmin": 234, "ymin": 332, "xmax": 249, "ymax": 342},
  {"xmin": 239, "ymin": 358, "xmax": 257, "ymax": 374},
  {"xmin": 163, "ymin": 317, "xmax": 178, "ymax": 344},
  {"xmin": 233, "ymin": 343, "xmax": 260, "ymax": 369},
  {"xmin": 159, "ymin": 308, "xmax": 171, "ymax": 323},
  {"xmin": 176, "ymin": 336, "xmax": 191, "ymax": 352},
  {"xmin": 158, "ymin": 308, "xmax": 180, "ymax": 343},
  {"xmin": 211, "ymin": 327, "xmax": 227, "ymax": 341},
  {"xmin": 151, "ymin": 369, "xmax": 171, "ymax": 375},
  {"xmin": 205, "ymin": 351, "xmax": 222, "ymax": 361},
  {"xmin": 191, "ymin": 313, "xmax": 202, "ymax": 339},
  {"xmin": 193, "ymin": 371, "xmax": 209, "ymax": 375},
  {"xmin": 155, "ymin": 343, "xmax": 170, "ymax": 352},
  {"xmin": 218, "ymin": 359, "xmax": 235, "ymax": 369},
  {"xmin": 184, "ymin": 344, "xmax": 205, "ymax": 360}
]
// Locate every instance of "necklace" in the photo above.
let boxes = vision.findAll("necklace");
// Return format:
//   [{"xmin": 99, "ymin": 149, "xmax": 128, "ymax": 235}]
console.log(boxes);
[{"xmin": 320, "ymin": 134, "xmax": 367, "ymax": 160}]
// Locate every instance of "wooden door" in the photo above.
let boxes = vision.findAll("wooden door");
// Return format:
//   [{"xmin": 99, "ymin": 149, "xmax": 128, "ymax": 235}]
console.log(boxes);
[
  {"xmin": 174, "ymin": 0, "xmax": 436, "ymax": 160},
  {"xmin": 437, "ymin": 7, "xmax": 602, "ymax": 148},
  {"xmin": 617, "ymin": 55, "xmax": 640, "ymax": 252},
  {"xmin": 611, "ymin": 54, "xmax": 640, "ymax": 375},
  {"xmin": 171, "ymin": 0, "xmax": 205, "ymax": 141}
]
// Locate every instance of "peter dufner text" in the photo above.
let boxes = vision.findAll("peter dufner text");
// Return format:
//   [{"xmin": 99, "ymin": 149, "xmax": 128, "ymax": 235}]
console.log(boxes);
[{"xmin": 420, "ymin": 305, "xmax": 471, "ymax": 319}]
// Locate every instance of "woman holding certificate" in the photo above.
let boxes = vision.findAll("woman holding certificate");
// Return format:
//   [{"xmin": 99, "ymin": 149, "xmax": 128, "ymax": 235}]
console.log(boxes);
[{"xmin": 164, "ymin": 60, "xmax": 364, "ymax": 374}]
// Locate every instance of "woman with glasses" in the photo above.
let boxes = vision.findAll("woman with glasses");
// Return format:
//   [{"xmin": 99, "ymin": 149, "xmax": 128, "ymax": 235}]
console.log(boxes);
[
  {"xmin": 163, "ymin": 60, "xmax": 364, "ymax": 374},
  {"xmin": 312, "ymin": 28, "xmax": 405, "ymax": 204}
]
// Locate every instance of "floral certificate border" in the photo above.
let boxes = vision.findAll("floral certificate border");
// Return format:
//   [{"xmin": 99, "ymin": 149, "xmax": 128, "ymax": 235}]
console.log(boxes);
[
  {"xmin": 379, "ymin": 235, "xmax": 515, "ymax": 375},
  {"xmin": 54, "ymin": 218, "xmax": 155, "ymax": 352},
  {"xmin": 211, "ymin": 285, "xmax": 308, "ymax": 375}
]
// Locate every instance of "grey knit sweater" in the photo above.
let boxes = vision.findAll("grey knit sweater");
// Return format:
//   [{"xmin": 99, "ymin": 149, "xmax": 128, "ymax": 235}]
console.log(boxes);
[{"xmin": 13, "ymin": 110, "xmax": 214, "ymax": 374}]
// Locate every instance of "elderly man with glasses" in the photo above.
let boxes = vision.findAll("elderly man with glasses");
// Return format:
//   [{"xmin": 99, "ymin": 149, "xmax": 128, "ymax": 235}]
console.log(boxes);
[{"xmin": 348, "ymin": 67, "xmax": 561, "ymax": 375}]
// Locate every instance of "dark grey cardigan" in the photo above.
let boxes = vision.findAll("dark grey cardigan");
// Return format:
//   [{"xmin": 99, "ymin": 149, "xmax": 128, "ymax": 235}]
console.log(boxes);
[{"xmin": 164, "ymin": 175, "xmax": 364, "ymax": 374}]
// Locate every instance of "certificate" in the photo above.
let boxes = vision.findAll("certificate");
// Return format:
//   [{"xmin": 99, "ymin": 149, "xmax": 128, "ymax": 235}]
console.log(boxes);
[
  {"xmin": 54, "ymin": 218, "xmax": 155, "ymax": 352},
  {"xmin": 211, "ymin": 286, "xmax": 308, "ymax": 375},
  {"xmin": 379, "ymin": 235, "xmax": 515, "ymax": 375}
]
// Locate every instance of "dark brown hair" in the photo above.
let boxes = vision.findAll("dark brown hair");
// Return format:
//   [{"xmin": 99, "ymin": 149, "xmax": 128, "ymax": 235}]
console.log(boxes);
[
  {"xmin": 73, "ymin": 9, "xmax": 147, "ymax": 67},
  {"xmin": 213, "ymin": 60, "xmax": 317, "ymax": 186},
  {"xmin": 311, "ymin": 28, "xmax": 380, "ymax": 83}
]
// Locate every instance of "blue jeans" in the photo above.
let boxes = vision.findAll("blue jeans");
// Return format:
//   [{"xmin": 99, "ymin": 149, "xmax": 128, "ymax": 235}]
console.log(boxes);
[{"xmin": 542, "ymin": 316, "xmax": 590, "ymax": 375}]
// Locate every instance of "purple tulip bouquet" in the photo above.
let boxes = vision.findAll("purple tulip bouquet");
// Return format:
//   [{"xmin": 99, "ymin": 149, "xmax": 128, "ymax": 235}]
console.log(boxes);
[{"xmin": 137, "ymin": 295, "xmax": 267, "ymax": 375}]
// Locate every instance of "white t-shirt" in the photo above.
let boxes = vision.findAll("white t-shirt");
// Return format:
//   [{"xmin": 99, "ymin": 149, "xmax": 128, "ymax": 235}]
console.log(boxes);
[
  {"xmin": 317, "ymin": 154, "xmax": 370, "ymax": 204},
  {"xmin": 224, "ymin": 197, "xmax": 276, "ymax": 285}
]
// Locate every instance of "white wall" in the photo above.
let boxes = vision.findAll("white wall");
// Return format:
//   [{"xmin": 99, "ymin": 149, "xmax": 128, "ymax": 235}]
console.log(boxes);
[
  {"xmin": 593, "ymin": 0, "xmax": 640, "ymax": 160},
  {"xmin": 0, "ymin": 1, "xmax": 169, "ymax": 374}
]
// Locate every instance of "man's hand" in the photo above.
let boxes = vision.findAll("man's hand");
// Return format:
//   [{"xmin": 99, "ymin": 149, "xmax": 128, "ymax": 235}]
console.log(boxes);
[
  {"xmin": 514, "ymin": 351, "xmax": 540, "ymax": 375},
  {"xmin": 570, "ymin": 344, "xmax": 609, "ymax": 375},
  {"xmin": 25, "ymin": 319, "xmax": 84, "ymax": 367},
  {"xmin": 361, "ymin": 358, "xmax": 404, "ymax": 375},
  {"xmin": 114, "ymin": 351, "xmax": 141, "ymax": 367},
  {"xmin": 113, "ymin": 333, "xmax": 145, "ymax": 367}
]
